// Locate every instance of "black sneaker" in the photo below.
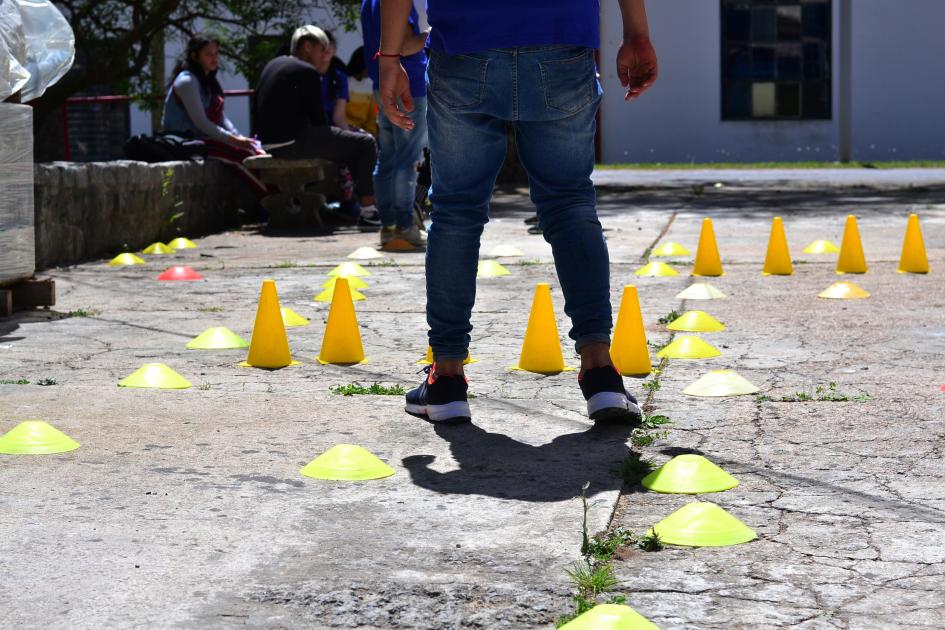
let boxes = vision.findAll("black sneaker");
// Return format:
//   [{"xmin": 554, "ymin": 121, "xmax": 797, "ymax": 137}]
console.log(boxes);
[
  {"xmin": 357, "ymin": 207, "xmax": 382, "ymax": 231},
  {"xmin": 405, "ymin": 365, "xmax": 471, "ymax": 423},
  {"xmin": 578, "ymin": 366, "xmax": 642, "ymax": 423}
]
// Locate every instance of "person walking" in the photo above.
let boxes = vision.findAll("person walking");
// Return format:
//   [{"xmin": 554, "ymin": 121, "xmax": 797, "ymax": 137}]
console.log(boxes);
[
  {"xmin": 378, "ymin": 0, "xmax": 659, "ymax": 422},
  {"xmin": 361, "ymin": 0, "xmax": 431, "ymax": 251}
]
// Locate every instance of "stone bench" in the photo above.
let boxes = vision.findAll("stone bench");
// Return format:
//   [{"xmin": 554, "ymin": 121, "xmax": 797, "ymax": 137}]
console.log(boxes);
[{"xmin": 243, "ymin": 156, "xmax": 334, "ymax": 229}]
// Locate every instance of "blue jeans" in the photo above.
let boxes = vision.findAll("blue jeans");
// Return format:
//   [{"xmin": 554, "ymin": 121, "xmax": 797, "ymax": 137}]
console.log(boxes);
[
  {"xmin": 426, "ymin": 46, "xmax": 609, "ymax": 360},
  {"xmin": 374, "ymin": 93, "xmax": 428, "ymax": 229}
]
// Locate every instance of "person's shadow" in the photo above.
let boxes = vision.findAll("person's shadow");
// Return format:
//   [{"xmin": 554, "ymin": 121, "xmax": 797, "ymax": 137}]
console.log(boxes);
[{"xmin": 402, "ymin": 420, "xmax": 634, "ymax": 501}]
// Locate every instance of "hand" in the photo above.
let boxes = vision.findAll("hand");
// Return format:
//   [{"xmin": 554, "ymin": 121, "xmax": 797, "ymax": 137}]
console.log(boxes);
[
  {"xmin": 616, "ymin": 36, "xmax": 658, "ymax": 101},
  {"xmin": 232, "ymin": 135, "xmax": 257, "ymax": 149},
  {"xmin": 378, "ymin": 57, "xmax": 415, "ymax": 131}
]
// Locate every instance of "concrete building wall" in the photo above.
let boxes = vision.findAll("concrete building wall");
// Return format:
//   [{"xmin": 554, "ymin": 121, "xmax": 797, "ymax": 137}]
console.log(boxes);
[{"xmin": 850, "ymin": 0, "xmax": 945, "ymax": 161}]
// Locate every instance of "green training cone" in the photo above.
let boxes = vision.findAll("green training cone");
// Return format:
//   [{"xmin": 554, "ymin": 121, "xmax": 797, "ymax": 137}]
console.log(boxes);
[
  {"xmin": 0, "ymin": 420, "xmax": 80, "ymax": 455},
  {"xmin": 683, "ymin": 370, "xmax": 759, "ymax": 397},
  {"xmin": 651, "ymin": 241, "xmax": 691, "ymax": 257},
  {"xmin": 642, "ymin": 454, "xmax": 739, "ymax": 494},
  {"xmin": 186, "ymin": 327, "xmax": 248, "ymax": 350},
  {"xmin": 108, "ymin": 253, "xmax": 146, "ymax": 266},
  {"xmin": 666, "ymin": 310, "xmax": 725, "ymax": 333},
  {"xmin": 656, "ymin": 336, "xmax": 721, "ymax": 359},
  {"xmin": 321, "ymin": 275, "xmax": 369, "ymax": 290},
  {"xmin": 281, "ymin": 307, "xmax": 310, "ymax": 327},
  {"xmin": 167, "ymin": 237, "xmax": 198, "ymax": 249},
  {"xmin": 328, "ymin": 262, "xmax": 371, "ymax": 277},
  {"xmin": 650, "ymin": 501, "xmax": 756, "ymax": 547},
  {"xmin": 559, "ymin": 604, "xmax": 659, "ymax": 630},
  {"xmin": 118, "ymin": 363, "xmax": 192, "ymax": 389},
  {"xmin": 477, "ymin": 260, "xmax": 511, "ymax": 277},
  {"xmin": 300, "ymin": 444, "xmax": 395, "ymax": 481},
  {"xmin": 142, "ymin": 242, "xmax": 174, "ymax": 255},
  {"xmin": 675, "ymin": 283, "xmax": 726, "ymax": 300},
  {"xmin": 634, "ymin": 261, "xmax": 679, "ymax": 277}
]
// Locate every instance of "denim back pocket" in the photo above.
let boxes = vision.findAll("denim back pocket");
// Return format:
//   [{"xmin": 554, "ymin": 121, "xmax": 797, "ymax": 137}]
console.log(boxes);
[
  {"xmin": 429, "ymin": 52, "xmax": 489, "ymax": 111},
  {"xmin": 538, "ymin": 48, "xmax": 596, "ymax": 115}
]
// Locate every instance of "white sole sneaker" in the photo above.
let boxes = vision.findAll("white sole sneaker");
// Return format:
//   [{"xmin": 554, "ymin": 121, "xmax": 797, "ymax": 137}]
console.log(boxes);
[
  {"xmin": 586, "ymin": 391, "xmax": 643, "ymax": 422},
  {"xmin": 405, "ymin": 400, "xmax": 472, "ymax": 423}
]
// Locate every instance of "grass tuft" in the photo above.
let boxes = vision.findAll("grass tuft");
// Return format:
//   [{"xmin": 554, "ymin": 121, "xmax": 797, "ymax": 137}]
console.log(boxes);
[{"xmin": 331, "ymin": 382, "xmax": 406, "ymax": 396}]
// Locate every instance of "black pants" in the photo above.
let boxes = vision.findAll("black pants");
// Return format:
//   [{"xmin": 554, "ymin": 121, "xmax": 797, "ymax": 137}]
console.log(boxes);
[{"xmin": 272, "ymin": 125, "xmax": 376, "ymax": 197}]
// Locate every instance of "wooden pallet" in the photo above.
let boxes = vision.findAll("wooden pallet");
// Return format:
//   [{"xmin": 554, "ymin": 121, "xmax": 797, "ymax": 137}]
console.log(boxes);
[{"xmin": 0, "ymin": 278, "xmax": 56, "ymax": 317}]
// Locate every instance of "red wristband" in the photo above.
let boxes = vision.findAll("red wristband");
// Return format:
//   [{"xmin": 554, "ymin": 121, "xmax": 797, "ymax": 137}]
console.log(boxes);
[{"xmin": 373, "ymin": 51, "xmax": 401, "ymax": 60}]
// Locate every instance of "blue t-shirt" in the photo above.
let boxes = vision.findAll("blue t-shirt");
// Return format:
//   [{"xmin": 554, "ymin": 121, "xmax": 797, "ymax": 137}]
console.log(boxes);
[
  {"xmin": 319, "ymin": 65, "xmax": 349, "ymax": 123},
  {"xmin": 427, "ymin": 0, "xmax": 600, "ymax": 55},
  {"xmin": 361, "ymin": 0, "xmax": 428, "ymax": 97}
]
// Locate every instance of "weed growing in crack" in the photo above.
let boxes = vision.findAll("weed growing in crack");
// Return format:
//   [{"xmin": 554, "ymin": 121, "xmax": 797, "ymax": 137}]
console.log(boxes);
[
  {"xmin": 641, "ymin": 414, "xmax": 671, "ymax": 429},
  {"xmin": 585, "ymin": 527, "xmax": 637, "ymax": 561},
  {"xmin": 631, "ymin": 429, "xmax": 669, "ymax": 448},
  {"xmin": 771, "ymin": 383, "xmax": 872, "ymax": 403},
  {"xmin": 565, "ymin": 561, "xmax": 619, "ymax": 597},
  {"xmin": 0, "ymin": 378, "xmax": 29, "ymax": 385},
  {"xmin": 197, "ymin": 306, "xmax": 224, "ymax": 313},
  {"xmin": 64, "ymin": 308, "xmax": 100, "ymax": 318},
  {"xmin": 331, "ymin": 382, "xmax": 406, "ymax": 396},
  {"xmin": 641, "ymin": 379, "xmax": 661, "ymax": 392},
  {"xmin": 612, "ymin": 454, "xmax": 655, "ymax": 486},
  {"xmin": 657, "ymin": 309, "xmax": 681, "ymax": 325},
  {"xmin": 367, "ymin": 259, "xmax": 398, "ymax": 267},
  {"xmin": 637, "ymin": 532, "xmax": 664, "ymax": 552},
  {"xmin": 515, "ymin": 258, "xmax": 542, "ymax": 266},
  {"xmin": 197, "ymin": 383, "xmax": 211, "ymax": 391},
  {"xmin": 754, "ymin": 394, "xmax": 773, "ymax": 403}
]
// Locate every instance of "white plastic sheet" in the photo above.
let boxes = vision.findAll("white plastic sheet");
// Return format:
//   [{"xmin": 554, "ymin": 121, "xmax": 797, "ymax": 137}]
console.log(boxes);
[
  {"xmin": 0, "ymin": 0, "xmax": 75, "ymax": 102},
  {"xmin": 0, "ymin": 103, "xmax": 35, "ymax": 283}
]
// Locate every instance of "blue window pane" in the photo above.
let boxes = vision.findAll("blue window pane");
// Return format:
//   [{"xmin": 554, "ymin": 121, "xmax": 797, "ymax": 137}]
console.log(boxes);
[
  {"xmin": 725, "ymin": 43, "xmax": 752, "ymax": 79},
  {"xmin": 802, "ymin": 80, "xmax": 830, "ymax": 118},
  {"xmin": 776, "ymin": 83, "xmax": 800, "ymax": 116},
  {"xmin": 752, "ymin": 45, "xmax": 776, "ymax": 80},
  {"xmin": 723, "ymin": 8, "xmax": 751, "ymax": 41},
  {"xmin": 724, "ymin": 81, "xmax": 752, "ymax": 119},
  {"xmin": 802, "ymin": 3, "xmax": 830, "ymax": 39},
  {"xmin": 802, "ymin": 42, "xmax": 825, "ymax": 79},
  {"xmin": 751, "ymin": 7, "xmax": 777, "ymax": 42}
]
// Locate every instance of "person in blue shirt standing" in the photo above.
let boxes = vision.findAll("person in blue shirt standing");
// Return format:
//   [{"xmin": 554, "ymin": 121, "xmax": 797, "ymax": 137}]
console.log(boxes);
[
  {"xmin": 378, "ymin": 0, "xmax": 659, "ymax": 423},
  {"xmin": 361, "ymin": 0, "xmax": 431, "ymax": 251}
]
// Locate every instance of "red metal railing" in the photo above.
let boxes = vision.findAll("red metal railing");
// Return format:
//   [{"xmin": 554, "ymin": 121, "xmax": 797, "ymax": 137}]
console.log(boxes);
[{"xmin": 60, "ymin": 89, "xmax": 254, "ymax": 160}]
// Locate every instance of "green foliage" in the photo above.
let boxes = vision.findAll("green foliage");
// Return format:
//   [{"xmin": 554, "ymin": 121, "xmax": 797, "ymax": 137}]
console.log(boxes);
[
  {"xmin": 641, "ymin": 414, "xmax": 671, "ymax": 429},
  {"xmin": 641, "ymin": 379, "xmax": 661, "ymax": 392},
  {"xmin": 637, "ymin": 532, "xmax": 664, "ymax": 552},
  {"xmin": 778, "ymin": 383, "xmax": 872, "ymax": 403},
  {"xmin": 197, "ymin": 306, "xmax": 224, "ymax": 313},
  {"xmin": 331, "ymin": 382, "xmax": 406, "ymax": 396},
  {"xmin": 585, "ymin": 527, "xmax": 637, "ymax": 561},
  {"xmin": 565, "ymin": 561, "xmax": 619, "ymax": 597},
  {"xmin": 515, "ymin": 258, "xmax": 542, "ymax": 266},
  {"xmin": 64, "ymin": 308, "xmax": 100, "ymax": 318},
  {"xmin": 754, "ymin": 394, "xmax": 773, "ymax": 403},
  {"xmin": 657, "ymin": 310, "xmax": 681, "ymax": 325},
  {"xmin": 197, "ymin": 383, "xmax": 212, "ymax": 390},
  {"xmin": 630, "ymin": 429, "xmax": 669, "ymax": 448},
  {"xmin": 0, "ymin": 379, "xmax": 30, "ymax": 385},
  {"xmin": 612, "ymin": 455, "xmax": 655, "ymax": 486}
]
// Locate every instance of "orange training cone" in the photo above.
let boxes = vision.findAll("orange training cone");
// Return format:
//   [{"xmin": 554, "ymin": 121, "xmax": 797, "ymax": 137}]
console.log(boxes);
[
  {"xmin": 239, "ymin": 279, "xmax": 298, "ymax": 368},
  {"xmin": 762, "ymin": 216, "xmax": 793, "ymax": 275},
  {"xmin": 610, "ymin": 285, "xmax": 651, "ymax": 376},
  {"xmin": 317, "ymin": 277, "xmax": 367, "ymax": 364},
  {"xmin": 693, "ymin": 218, "xmax": 723, "ymax": 276},
  {"xmin": 898, "ymin": 213, "xmax": 930, "ymax": 274},
  {"xmin": 512, "ymin": 283, "xmax": 571, "ymax": 373},
  {"xmin": 836, "ymin": 215, "xmax": 867, "ymax": 274}
]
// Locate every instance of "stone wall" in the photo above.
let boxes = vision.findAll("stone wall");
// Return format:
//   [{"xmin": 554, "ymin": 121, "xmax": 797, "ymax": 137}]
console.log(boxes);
[{"xmin": 33, "ymin": 160, "xmax": 257, "ymax": 270}]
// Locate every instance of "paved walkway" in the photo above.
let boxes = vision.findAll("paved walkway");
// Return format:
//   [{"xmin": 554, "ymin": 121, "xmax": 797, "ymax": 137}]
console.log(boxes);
[{"xmin": 1, "ymin": 172, "xmax": 943, "ymax": 628}]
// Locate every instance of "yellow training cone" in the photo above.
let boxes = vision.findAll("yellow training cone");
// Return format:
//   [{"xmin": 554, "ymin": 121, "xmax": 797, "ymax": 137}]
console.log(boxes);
[
  {"xmin": 300, "ymin": 444, "xmax": 394, "ymax": 481},
  {"xmin": 477, "ymin": 260, "xmax": 511, "ymax": 277},
  {"xmin": 656, "ymin": 336, "xmax": 721, "ymax": 359},
  {"xmin": 650, "ymin": 501, "xmax": 756, "ymax": 547},
  {"xmin": 642, "ymin": 454, "xmax": 739, "ymax": 494},
  {"xmin": 418, "ymin": 346, "xmax": 477, "ymax": 365},
  {"xmin": 693, "ymin": 218, "xmax": 724, "ymax": 276},
  {"xmin": 651, "ymin": 241, "xmax": 691, "ymax": 257},
  {"xmin": 321, "ymin": 275, "xmax": 369, "ymax": 290},
  {"xmin": 634, "ymin": 261, "xmax": 679, "ymax": 277},
  {"xmin": 314, "ymin": 282, "xmax": 366, "ymax": 303},
  {"xmin": 328, "ymin": 261, "xmax": 370, "ymax": 277},
  {"xmin": 317, "ymin": 277, "xmax": 367, "ymax": 364},
  {"xmin": 0, "ymin": 420, "xmax": 79, "ymax": 455},
  {"xmin": 762, "ymin": 216, "xmax": 793, "ymax": 275},
  {"xmin": 512, "ymin": 283, "xmax": 572, "ymax": 373},
  {"xmin": 898, "ymin": 213, "xmax": 930, "ymax": 274},
  {"xmin": 118, "ymin": 363, "xmax": 193, "ymax": 389},
  {"xmin": 683, "ymin": 370, "xmax": 759, "ymax": 397},
  {"xmin": 667, "ymin": 310, "xmax": 725, "ymax": 333},
  {"xmin": 240, "ymin": 279, "xmax": 299, "ymax": 368},
  {"xmin": 818, "ymin": 281, "xmax": 870, "ymax": 299},
  {"xmin": 558, "ymin": 603, "xmax": 659, "ymax": 630},
  {"xmin": 675, "ymin": 283, "xmax": 726, "ymax": 300},
  {"xmin": 281, "ymin": 307, "xmax": 310, "ymax": 327},
  {"xmin": 487, "ymin": 244, "xmax": 525, "ymax": 257},
  {"xmin": 167, "ymin": 237, "xmax": 198, "ymax": 249},
  {"xmin": 347, "ymin": 246, "xmax": 383, "ymax": 260},
  {"xmin": 837, "ymin": 215, "xmax": 867, "ymax": 274},
  {"xmin": 142, "ymin": 242, "xmax": 173, "ymax": 255},
  {"xmin": 186, "ymin": 326, "xmax": 249, "ymax": 349},
  {"xmin": 610, "ymin": 285, "xmax": 651, "ymax": 376},
  {"xmin": 108, "ymin": 253, "xmax": 145, "ymax": 266},
  {"xmin": 802, "ymin": 239, "xmax": 840, "ymax": 254}
]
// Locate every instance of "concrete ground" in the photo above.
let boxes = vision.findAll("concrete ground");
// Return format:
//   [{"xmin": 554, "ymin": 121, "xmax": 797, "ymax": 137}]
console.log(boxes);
[{"xmin": 2, "ymin": 170, "xmax": 944, "ymax": 629}]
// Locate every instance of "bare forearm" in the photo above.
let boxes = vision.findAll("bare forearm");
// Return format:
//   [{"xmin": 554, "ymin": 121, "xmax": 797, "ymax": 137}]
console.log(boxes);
[
  {"xmin": 380, "ymin": 0, "xmax": 413, "ymax": 55},
  {"xmin": 401, "ymin": 29, "xmax": 429, "ymax": 56},
  {"xmin": 618, "ymin": 0, "xmax": 650, "ymax": 38}
]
